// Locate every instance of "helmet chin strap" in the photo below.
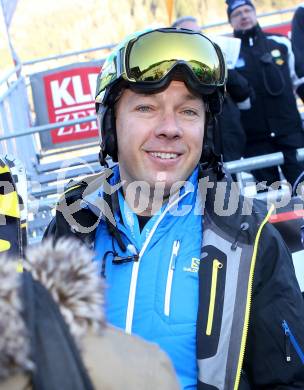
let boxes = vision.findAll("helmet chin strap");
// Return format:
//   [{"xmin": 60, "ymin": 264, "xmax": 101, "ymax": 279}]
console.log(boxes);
[{"xmin": 98, "ymin": 105, "xmax": 118, "ymax": 166}]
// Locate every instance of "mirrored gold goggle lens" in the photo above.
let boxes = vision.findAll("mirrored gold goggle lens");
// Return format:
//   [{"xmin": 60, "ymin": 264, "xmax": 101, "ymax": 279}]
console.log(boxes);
[{"xmin": 126, "ymin": 31, "xmax": 223, "ymax": 85}]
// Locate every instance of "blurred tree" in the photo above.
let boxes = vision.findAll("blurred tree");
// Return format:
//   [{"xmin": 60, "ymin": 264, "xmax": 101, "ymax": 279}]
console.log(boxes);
[{"xmin": 4, "ymin": 0, "xmax": 300, "ymax": 69}]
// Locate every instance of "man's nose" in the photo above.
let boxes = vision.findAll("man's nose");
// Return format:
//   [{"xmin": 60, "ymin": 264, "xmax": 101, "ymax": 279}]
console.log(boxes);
[
  {"xmin": 241, "ymin": 10, "xmax": 250, "ymax": 18},
  {"xmin": 154, "ymin": 111, "xmax": 182, "ymax": 139}
]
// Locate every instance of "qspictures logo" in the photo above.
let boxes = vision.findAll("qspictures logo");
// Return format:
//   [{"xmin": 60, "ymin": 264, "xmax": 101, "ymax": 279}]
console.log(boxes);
[{"xmin": 44, "ymin": 67, "xmax": 100, "ymax": 144}]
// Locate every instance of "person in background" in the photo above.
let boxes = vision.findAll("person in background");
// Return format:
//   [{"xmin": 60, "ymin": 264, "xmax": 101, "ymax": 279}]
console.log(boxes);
[
  {"xmin": 292, "ymin": 3, "xmax": 304, "ymax": 100},
  {"xmin": 171, "ymin": 15, "xmax": 200, "ymax": 31},
  {"xmin": 172, "ymin": 15, "xmax": 252, "ymax": 162},
  {"xmin": 44, "ymin": 27, "xmax": 304, "ymax": 389},
  {"xmin": 227, "ymin": 0, "xmax": 304, "ymax": 188}
]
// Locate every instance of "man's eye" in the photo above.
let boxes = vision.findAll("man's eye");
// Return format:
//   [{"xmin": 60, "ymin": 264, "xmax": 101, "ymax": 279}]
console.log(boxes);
[
  {"xmin": 136, "ymin": 105, "xmax": 151, "ymax": 112},
  {"xmin": 183, "ymin": 109, "xmax": 198, "ymax": 116}
]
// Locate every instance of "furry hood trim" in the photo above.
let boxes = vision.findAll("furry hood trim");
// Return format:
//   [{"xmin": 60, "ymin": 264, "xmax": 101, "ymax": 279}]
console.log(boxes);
[
  {"xmin": 0, "ymin": 257, "xmax": 33, "ymax": 380},
  {"xmin": 0, "ymin": 238, "xmax": 105, "ymax": 381}
]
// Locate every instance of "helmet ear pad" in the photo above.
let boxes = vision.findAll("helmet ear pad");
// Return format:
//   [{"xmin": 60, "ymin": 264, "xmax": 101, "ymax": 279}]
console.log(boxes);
[
  {"xmin": 207, "ymin": 89, "xmax": 224, "ymax": 116},
  {"xmin": 201, "ymin": 111, "xmax": 214, "ymax": 163},
  {"xmin": 200, "ymin": 111, "xmax": 224, "ymax": 178},
  {"xmin": 101, "ymin": 106, "xmax": 118, "ymax": 163},
  {"xmin": 200, "ymin": 99, "xmax": 223, "ymax": 164}
]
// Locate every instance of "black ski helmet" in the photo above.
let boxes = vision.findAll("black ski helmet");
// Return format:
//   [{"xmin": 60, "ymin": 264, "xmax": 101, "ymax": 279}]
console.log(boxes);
[{"xmin": 95, "ymin": 27, "xmax": 227, "ymax": 165}]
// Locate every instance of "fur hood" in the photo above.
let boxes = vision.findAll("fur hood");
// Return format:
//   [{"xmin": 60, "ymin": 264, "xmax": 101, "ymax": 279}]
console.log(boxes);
[{"xmin": 0, "ymin": 238, "xmax": 105, "ymax": 382}]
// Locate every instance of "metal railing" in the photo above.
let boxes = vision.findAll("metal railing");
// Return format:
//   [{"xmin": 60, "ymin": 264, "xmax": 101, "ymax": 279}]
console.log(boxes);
[
  {"xmin": 0, "ymin": 65, "xmax": 37, "ymax": 173},
  {"xmin": 22, "ymin": 44, "xmax": 115, "ymax": 68},
  {"xmin": 26, "ymin": 149, "xmax": 302, "ymax": 206},
  {"xmin": 0, "ymin": 115, "xmax": 96, "ymax": 141},
  {"xmin": 25, "ymin": 146, "xmax": 304, "ymax": 244}
]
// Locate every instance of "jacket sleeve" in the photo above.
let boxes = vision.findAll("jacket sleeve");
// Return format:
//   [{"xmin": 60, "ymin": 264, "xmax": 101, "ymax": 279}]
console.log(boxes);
[
  {"xmin": 43, "ymin": 216, "xmax": 57, "ymax": 240},
  {"xmin": 42, "ymin": 185, "xmax": 99, "ymax": 245},
  {"xmin": 269, "ymin": 33, "xmax": 304, "ymax": 102},
  {"xmin": 244, "ymin": 224, "xmax": 304, "ymax": 388},
  {"xmin": 292, "ymin": 6, "xmax": 304, "ymax": 102},
  {"xmin": 292, "ymin": 7, "xmax": 304, "ymax": 79},
  {"xmin": 42, "ymin": 210, "xmax": 73, "ymax": 242},
  {"xmin": 43, "ymin": 205, "xmax": 97, "ymax": 248},
  {"xmin": 226, "ymin": 69, "xmax": 253, "ymax": 103}
]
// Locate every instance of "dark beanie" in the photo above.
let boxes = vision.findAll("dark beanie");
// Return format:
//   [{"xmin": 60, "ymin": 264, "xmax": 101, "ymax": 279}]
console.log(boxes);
[{"xmin": 226, "ymin": 0, "xmax": 255, "ymax": 19}]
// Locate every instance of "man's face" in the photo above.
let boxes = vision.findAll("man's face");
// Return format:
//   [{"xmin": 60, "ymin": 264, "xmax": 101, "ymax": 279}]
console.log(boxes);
[
  {"xmin": 230, "ymin": 5, "xmax": 257, "ymax": 31},
  {"xmin": 115, "ymin": 80, "xmax": 205, "ymax": 194}
]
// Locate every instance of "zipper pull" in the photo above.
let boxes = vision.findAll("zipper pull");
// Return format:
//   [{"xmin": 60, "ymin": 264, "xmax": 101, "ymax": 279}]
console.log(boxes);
[
  {"xmin": 231, "ymin": 222, "xmax": 249, "ymax": 250},
  {"xmin": 282, "ymin": 320, "xmax": 291, "ymax": 362},
  {"xmin": 249, "ymin": 37, "xmax": 253, "ymax": 46},
  {"xmin": 213, "ymin": 259, "xmax": 223, "ymax": 270},
  {"xmin": 164, "ymin": 240, "xmax": 180, "ymax": 317},
  {"xmin": 171, "ymin": 240, "xmax": 180, "ymax": 270},
  {"xmin": 206, "ymin": 259, "xmax": 223, "ymax": 336}
]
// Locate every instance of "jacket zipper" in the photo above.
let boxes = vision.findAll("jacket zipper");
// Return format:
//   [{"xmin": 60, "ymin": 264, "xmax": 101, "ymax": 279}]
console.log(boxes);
[
  {"xmin": 125, "ymin": 191, "xmax": 190, "ymax": 334},
  {"xmin": 282, "ymin": 320, "xmax": 304, "ymax": 364},
  {"xmin": 164, "ymin": 240, "xmax": 180, "ymax": 317},
  {"xmin": 206, "ymin": 259, "xmax": 223, "ymax": 336},
  {"xmin": 234, "ymin": 205, "xmax": 275, "ymax": 390}
]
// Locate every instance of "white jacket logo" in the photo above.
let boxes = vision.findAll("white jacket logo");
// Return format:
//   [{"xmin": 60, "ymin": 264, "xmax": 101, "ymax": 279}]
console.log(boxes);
[{"xmin": 183, "ymin": 258, "xmax": 200, "ymax": 273}]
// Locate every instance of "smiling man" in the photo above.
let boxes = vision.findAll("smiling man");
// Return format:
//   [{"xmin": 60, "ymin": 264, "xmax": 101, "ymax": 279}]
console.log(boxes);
[
  {"xmin": 114, "ymin": 81, "xmax": 205, "ymax": 214},
  {"xmin": 45, "ymin": 28, "xmax": 304, "ymax": 389}
]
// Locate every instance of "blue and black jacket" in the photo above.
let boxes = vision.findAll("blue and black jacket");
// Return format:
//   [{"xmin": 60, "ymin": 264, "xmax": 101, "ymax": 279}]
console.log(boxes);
[
  {"xmin": 44, "ymin": 166, "xmax": 304, "ymax": 389},
  {"xmin": 94, "ymin": 166, "xmax": 202, "ymax": 388}
]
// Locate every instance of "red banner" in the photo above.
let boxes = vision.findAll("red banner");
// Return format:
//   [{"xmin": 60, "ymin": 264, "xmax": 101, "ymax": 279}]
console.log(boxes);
[
  {"xmin": 43, "ymin": 66, "xmax": 100, "ymax": 144},
  {"xmin": 263, "ymin": 22, "xmax": 291, "ymax": 37}
]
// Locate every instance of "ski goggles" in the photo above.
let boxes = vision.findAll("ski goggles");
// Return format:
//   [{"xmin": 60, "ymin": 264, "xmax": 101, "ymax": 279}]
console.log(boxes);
[{"xmin": 96, "ymin": 28, "xmax": 227, "ymax": 102}]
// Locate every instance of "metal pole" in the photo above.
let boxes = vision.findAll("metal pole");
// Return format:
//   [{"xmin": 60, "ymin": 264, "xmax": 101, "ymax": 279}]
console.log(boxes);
[
  {"xmin": 22, "ymin": 44, "xmax": 115, "ymax": 67},
  {"xmin": 0, "ymin": 64, "xmax": 22, "ymax": 86},
  {"xmin": 0, "ymin": 115, "xmax": 97, "ymax": 140},
  {"xmin": 0, "ymin": 0, "xmax": 20, "ymax": 71},
  {"xmin": 224, "ymin": 148, "xmax": 304, "ymax": 173}
]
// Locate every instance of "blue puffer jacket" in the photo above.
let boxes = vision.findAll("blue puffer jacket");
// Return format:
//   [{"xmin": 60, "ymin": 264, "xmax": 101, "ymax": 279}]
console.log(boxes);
[{"xmin": 94, "ymin": 166, "xmax": 202, "ymax": 389}]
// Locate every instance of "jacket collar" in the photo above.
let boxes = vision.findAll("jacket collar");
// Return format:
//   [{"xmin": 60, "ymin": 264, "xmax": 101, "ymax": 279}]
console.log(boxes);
[
  {"xmin": 199, "ymin": 166, "xmax": 265, "ymax": 246},
  {"xmin": 62, "ymin": 164, "xmax": 266, "ymax": 248},
  {"xmin": 233, "ymin": 23, "xmax": 262, "ymax": 45}
]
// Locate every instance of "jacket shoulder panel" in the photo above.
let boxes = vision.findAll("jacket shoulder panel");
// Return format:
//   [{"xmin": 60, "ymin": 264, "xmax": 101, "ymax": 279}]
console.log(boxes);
[{"xmin": 266, "ymin": 34, "xmax": 291, "ymax": 52}]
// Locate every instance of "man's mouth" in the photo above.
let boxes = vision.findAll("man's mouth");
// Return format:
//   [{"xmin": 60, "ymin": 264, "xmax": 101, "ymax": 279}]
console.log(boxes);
[{"xmin": 149, "ymin": 152, "xmax": 179, "ymax": 160}]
